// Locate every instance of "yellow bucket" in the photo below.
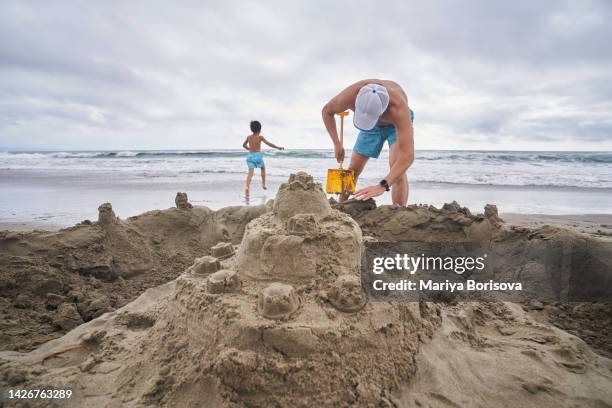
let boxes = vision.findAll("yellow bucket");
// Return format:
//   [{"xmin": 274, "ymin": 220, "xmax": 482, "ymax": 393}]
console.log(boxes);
[
  {"xmin": 326, "ymin": 168, "xmax": 355, "ymax": 195},
  {"xmin": 325, "ymin": 111, "xmax": 355, "ymax": 195}
]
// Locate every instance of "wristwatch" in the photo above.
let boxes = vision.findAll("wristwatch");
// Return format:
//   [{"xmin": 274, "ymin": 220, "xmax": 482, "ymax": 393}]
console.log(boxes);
[{"xmin": 379, "ymin": 179, "xmax": 390, "ymax": 191}]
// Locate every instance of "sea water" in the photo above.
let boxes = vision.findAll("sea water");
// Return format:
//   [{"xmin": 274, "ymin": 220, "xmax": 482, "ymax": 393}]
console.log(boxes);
[{"xmin": 0, "ymin": 150, "xmax": 610, "ymax": 227}]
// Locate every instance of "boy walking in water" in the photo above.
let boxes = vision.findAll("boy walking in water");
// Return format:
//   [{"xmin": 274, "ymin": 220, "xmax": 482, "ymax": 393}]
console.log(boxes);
[{"xmin": 242, "ymin": 120, "xmax": 284, "ymax": 196}]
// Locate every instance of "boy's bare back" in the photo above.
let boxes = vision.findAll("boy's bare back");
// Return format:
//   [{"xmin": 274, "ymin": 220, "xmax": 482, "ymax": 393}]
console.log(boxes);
[{"xmin": 245, "ymin": 134, "xmax": 264, "ymax": 152}]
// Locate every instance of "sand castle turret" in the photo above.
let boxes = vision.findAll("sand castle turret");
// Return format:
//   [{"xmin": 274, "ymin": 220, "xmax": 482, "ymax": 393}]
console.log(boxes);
[
  {"xmin": 97, "ymin": 202, "xmax": 117, "ymax": 226},
  {"xmin": 235, "ymin": 171, "xmax": 362, "ymax": 282},
  {"xmin": 258, "ymin": 282, "xmax": 300, "ymax": 319},
  {"xmin": 207, "ymin": 269, "xmax": 240, "ymax": 293},
  {"xmin": 187, "ymin": 255, "xmax": 221, "ymax": 276},
  {"xmin": 175, "ymin": 192, "xmax": 193, "ymax": 209},
  {"xmin": 211, "ymin": 242, "xmax": 235, "ymax": 259},
  {"xmin": 272, "ymin": 172, "xmax": 331, "ymax": 220},
  {"xmin": 327, "ymin": 274, "xmax": 367, "ymax": 312}
]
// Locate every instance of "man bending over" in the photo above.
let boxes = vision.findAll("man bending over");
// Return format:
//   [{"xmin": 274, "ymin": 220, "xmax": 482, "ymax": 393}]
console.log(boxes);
[{"xmin": 321, "ymin": 79, "xmax": 414, "ymax": 205}]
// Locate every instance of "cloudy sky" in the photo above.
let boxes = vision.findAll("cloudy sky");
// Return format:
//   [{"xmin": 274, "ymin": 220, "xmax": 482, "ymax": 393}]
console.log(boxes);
[{"xmin": 1, "ymin": 0, "xmax": 611, "ymax": 151}]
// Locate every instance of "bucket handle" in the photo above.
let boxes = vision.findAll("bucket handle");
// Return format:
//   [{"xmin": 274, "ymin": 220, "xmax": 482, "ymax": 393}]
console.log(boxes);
[{"xmin": 336, "ymin": 111, "xmax": 349, "ymax": 169}]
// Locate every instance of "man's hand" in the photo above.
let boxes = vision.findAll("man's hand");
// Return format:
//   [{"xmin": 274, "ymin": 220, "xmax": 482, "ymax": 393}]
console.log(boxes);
[
  {"xmin": 278, "ymin": 146, "xmax": 285, "ymax": 150},
  {"xmin": 334, "ymin": 143, "xmax": 345, "ymax": 163},
  {"xmin": 353, "ymin": 184, "xmax": 386, "ymax": 200}
]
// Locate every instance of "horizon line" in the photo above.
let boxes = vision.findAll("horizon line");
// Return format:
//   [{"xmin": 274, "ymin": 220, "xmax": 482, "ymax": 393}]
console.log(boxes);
[{"xmin": 2, "ymin": 147, "xmax": 611, "ymax": 153}]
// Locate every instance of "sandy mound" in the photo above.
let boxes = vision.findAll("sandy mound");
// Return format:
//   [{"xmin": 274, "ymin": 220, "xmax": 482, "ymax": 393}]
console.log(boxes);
[
  {"xmin": 334, "ymin": 199, "xmax": 505, "ymax": 242},
  {"xmin": 338, "ymin": 199, "xmax": 612, "ymax": 357},
  {"xmin": 400, "ymin": 302, "xmax": 612, "ymax": 407},
  {"xmin": 0, "ymin": 198, "xmax": 269, "ymax": 351}
]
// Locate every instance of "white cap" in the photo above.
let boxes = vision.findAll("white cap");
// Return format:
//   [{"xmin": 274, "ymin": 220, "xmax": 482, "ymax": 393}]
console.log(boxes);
[{"xmin": 353, "ymin": 83, "xmax": 390, "ymax": 131}]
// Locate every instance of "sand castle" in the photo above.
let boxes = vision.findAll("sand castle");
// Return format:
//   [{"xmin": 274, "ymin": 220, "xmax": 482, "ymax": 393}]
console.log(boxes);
[{"xmin": 148, "ymin": 172, "xmax": 439, "ymax": 405}]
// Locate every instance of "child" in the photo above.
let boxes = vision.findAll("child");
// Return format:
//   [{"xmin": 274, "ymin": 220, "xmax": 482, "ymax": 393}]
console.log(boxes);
[{"xmin": 242, "ymin": 120, "xmax": 284, "ymax": 195}]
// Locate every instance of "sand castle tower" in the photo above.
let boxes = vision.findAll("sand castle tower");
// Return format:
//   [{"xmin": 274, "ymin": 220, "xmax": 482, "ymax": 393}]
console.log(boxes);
[{"xmin": 234, "ymin": 171, "xmax": 362, "ymax": 282}]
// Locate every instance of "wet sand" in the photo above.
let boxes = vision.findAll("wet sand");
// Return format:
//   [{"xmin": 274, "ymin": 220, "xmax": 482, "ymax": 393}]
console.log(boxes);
[
  {"xmin": 503, "ymin": 213, "xmax": 612, "ymax": 240},
  {"xmin": 2, "ymin": 167, "xmax": 611, "ymax": 230}
]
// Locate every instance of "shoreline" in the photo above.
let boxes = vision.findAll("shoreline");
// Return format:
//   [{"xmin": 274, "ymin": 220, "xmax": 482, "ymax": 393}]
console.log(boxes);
[
  {"xmin": 3, "ymin": 210, "xmax": 611, "ymax": 238},
  {"xmin": 502, "ymin": 213, "xmax": 612, "ymax": 240}
]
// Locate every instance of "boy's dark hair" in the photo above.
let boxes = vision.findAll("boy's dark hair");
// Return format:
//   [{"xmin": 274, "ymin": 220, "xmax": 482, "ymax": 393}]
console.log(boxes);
[{"xmin": 250, "ymin": 120, "xmax": 262, "ymax": 133}]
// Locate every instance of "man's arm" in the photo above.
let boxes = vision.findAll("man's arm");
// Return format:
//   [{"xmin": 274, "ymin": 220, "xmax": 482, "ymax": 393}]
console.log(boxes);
[
  {"xmin": 261, "ymin": 136, "xmax": 284, "ymax": 150},
  {"xmin": 321, "ymin": 82, "xmax": 362, "ymax": 163},
  {"xmin": 242, "ymin": 137, "xmax": 249, "ymax": 151},
  {"xmin": 384, "ymin": 108, "xmax": 414, "ymax": 185}
]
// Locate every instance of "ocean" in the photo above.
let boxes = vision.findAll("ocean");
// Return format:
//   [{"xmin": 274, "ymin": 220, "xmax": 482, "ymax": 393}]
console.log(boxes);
[{"xmin": 1, "ymin": 149, "xmax": 610, "ymax": 228}]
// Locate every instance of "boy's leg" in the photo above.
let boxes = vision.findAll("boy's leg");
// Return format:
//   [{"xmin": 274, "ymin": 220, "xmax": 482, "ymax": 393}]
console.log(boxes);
[
  {"xmin": 245, "ymin": 168, "xmax": 254, "ymax": 194},
  {"xmin": 261, "ymin": 166, "xmax": 267, "ymax": 189},
  {"xmin": 340, "ymin": 151, "xmax": 369, "ymax": 202},
  {"xmin": 388, "ymin": 143, "xmax": 408, "ymax": 205}
]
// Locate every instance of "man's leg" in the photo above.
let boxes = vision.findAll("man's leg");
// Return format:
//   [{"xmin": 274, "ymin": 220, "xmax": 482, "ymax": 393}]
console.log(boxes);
[
  {"xmin": 389, "ymin": 143, "xmax": 408, "ymax": 205},
  {"xmin": 245, "ymin": 168, "xmax": 254, "ymax": 195},
  {"xmin": 340, "ymin": 151, "xmax": 369, "ymax": 202},
  {"xmin": 261, "ymin": 166, "xmax": 267, "ymax": 190}
]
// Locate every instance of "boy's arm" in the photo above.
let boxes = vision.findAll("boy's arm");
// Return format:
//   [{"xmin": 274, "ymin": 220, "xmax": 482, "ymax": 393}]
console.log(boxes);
[
  {"xmin": 261, "ymin": 136, "xmax": 284, "ymax": 150},
  {"xmin": 242, "ymin": 137, "xmax": 249, "ymax": 151}
]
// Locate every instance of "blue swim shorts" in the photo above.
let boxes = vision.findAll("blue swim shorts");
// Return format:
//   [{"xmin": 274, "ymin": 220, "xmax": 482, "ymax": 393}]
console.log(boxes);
[
  {"xmin": 353, "ymin": 108, "xmax": 414, "ymax": 159},
  {"xmin": 246, "ymin": 151, "xmax": 265, "ymax": 169}
]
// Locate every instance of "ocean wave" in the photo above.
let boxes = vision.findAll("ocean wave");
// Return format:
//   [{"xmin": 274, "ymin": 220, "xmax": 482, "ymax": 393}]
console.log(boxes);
[
  {"xmin": 418, "ymin": 151, "xmax": 612, "ymax": 164},
  {"xmin": 182, "ymin": 169, "xmax": 244, "ymax": 175},
  {"xmin": 0, "ymin": 152, "xmax": 48, "ymax": 159},
  {"xmin": 0, "ymin": 150, "xmax": 336, "ymax": 159},
  {"xmin": 2, "ymin": 150, "xmax": 610, "ymax": 163},
  {"xmin": 410, "ymin": 178, "xmax": 611, "ymax": 189}
]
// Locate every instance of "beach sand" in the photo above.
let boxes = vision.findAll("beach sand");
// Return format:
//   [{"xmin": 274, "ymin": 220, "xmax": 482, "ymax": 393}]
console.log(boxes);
[
  {"xmin": 503, "ymin": 213, "xmax": 612, "ymax": 240},
  {"xmin": 0, "ymin": 173, "xmax": 611, "ymax": 407}
]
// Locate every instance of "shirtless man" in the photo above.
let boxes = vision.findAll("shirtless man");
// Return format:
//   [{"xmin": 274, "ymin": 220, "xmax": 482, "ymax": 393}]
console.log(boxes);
[
  {"xmin": 242, "ymin": 120, "xmax": 284, "ymax": 196},
  {"xmin": 321, "ymin": 79, "xmax": 414, "ymax": 205}
]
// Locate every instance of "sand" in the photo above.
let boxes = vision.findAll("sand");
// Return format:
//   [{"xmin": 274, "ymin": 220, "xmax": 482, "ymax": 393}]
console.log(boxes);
[
  {"xmin": 0, "ymin": 173, "xmax": 611, "ymax": 407},
  {"xmin": 503, "ymin": 213, "xmax": 612, "ymax": 241},
  {"xmin": 400, "ymin": 302, "xmax": 612, "ymax": 407},
  {"xmin": 0, "ymin": 195, "xmax": 269, "ymax": 352}
]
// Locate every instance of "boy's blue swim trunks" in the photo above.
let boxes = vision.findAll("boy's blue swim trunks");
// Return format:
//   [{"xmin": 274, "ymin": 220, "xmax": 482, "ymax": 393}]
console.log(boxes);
[
  {"xmin": 246, "ymin": 151, "xmax": 264, "ymax": 169},
  {"xmin": 353, "ymin": 108, "xmax": 414, "ymax": 159}
]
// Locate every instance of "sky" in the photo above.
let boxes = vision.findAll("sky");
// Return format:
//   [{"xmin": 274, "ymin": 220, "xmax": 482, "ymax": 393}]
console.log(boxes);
[{"xmin": 1, "ymin": 0, "xmax": 611, "ymax": 151}]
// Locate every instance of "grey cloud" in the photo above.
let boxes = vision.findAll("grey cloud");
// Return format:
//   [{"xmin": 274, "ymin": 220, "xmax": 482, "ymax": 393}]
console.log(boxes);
[{"xmin": 0, "ymin": 0, "xmax": 611, "ymax": 150}]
